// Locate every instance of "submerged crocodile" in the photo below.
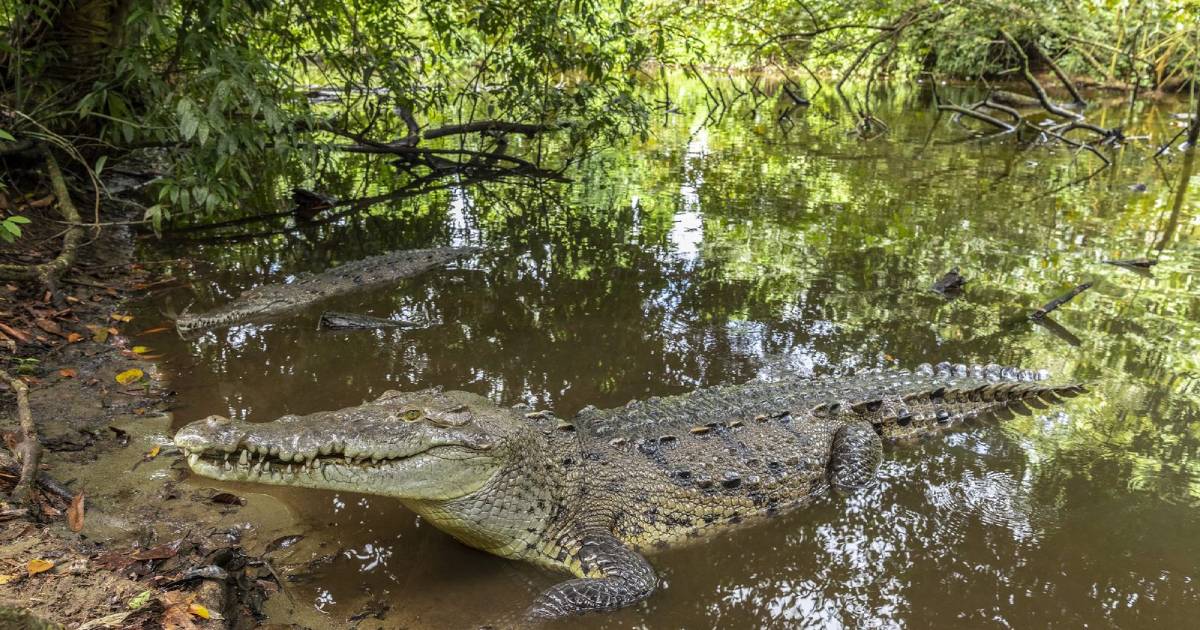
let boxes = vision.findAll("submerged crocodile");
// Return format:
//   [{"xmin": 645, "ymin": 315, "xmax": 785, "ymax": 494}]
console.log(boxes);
[
  {"xmin": 175, "ymin": 363, "xmax": 1085, "ymax": 618},
  {"xmin": 175, "ymin": 247, "xmax": 479, "ymax": 333}
]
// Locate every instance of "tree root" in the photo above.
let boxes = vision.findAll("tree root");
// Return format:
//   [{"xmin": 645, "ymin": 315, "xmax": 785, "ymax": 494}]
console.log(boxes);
[
  {"xmin": 0, "ymin": 144, "xmax": 84, "ymax": 295},
  {"xmin": 0, "ymin": 368, "xmax": 41, "ymax": 511}
]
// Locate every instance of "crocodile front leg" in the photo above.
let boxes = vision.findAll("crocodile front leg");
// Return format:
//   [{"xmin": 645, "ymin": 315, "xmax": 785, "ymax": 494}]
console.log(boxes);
[{"xmin": 527, "ymin": 533, "xmax": 657, "ymax": 619}]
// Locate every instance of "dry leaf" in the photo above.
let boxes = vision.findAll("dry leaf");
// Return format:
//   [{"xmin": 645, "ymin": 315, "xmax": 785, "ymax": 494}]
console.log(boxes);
[
  {"xmin": 68, "ymin": 492, "xmax": 85, "ymax": 532},
  {"xmin": 146, "ymin": 445, "xmax": 161, "ymax": 459},
  {"xmin": 0, "ymin": 321, "xmax": 30, "ymax": 344},
  {"xmin": 92, "ymin": 329, "xmax": 109, "ymax": 343},
  {"xmin": 27, "ymin": 559, "xmax": 54, "ymax": 575},
  {"xmin": 66, "ymin": 332, "xmax": 83, "ymax": 343},
  {"xmin": 115, "ymin": 368, "xmax": 144, "ymax": 385},
  {"xmin": 58, "ymin": 368, "xmax": 77, "ymax": 378},
  {"xmin": 188, "ymin": 604, "xmax": 210, "ymax": 619},
  {"xmin": 130, "ymin": 540, "xmax": 177, "ymax": 561},
  {"xmin": 0, "ymin": 574, "xmax": 18, "ymax": 585},
  {"xmin": 107, "ymin": 326, "xmax": 119, "ymax": 335},
  {"xmin": 28, "ymin": 194, "xmax": 55, "ymax": 208},
  {"xmin": 109, "ymin": 313, "xmax": 133, "ymax": 323},
  {"xmin": 139, "ymin": 326, "xmax": 171, "ymax": 334},
  {"xmin": 131, "ymin": 345, "xmax": 151, "ymax": 354},
  {"xmin": 158, "ymin": 590, "xmax": 199, "ymax": 630},
  {"xmin": 34, "ymin": 318, "xmax": 62, "ymax": 336}
]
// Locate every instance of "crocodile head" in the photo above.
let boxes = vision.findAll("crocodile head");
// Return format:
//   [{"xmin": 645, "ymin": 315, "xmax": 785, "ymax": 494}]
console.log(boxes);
[{"xmin": 174, "ymin": 389, "xmax": 528, "ymax": 501}]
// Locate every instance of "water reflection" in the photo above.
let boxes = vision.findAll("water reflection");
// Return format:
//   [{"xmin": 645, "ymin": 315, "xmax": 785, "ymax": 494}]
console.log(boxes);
[{"xmin": 139, "ymin": 81, "xmax": 1200, "ymax": 627}]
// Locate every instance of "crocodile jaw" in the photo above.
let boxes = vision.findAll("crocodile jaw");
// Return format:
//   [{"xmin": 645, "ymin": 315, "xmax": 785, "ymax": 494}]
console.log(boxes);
[
  {"xmin": 181, "ymin": 442, "xmax": 496, "ymax": 500},
  {"xmin": 174, "ymin": 395, "xmax": 507, "ymax": 501}
]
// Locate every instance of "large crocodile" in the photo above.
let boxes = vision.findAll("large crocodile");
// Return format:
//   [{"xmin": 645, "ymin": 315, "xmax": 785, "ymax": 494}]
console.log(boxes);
[
  {"xmin": 174, "ymin": 363, "xmax": 1085, "ymax": 618},
  {"xmin": 175, "ymin": 247, "xmax": 479, "ymax": 333}
]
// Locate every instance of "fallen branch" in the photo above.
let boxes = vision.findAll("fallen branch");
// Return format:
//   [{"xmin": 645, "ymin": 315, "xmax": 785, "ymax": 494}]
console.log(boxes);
[
  {"xmin": 999, "ymin": 29, "xmax": 1083, "ymax": 120},
  {"xmin": 937, "ymin": 105, "xmax": 1014, "ymax": 132},
  {"xmin": 1030, "ymin": 282, "xmax": 1093, "ymax": 319},
  {"xmin": 0, "ymin": 368, "xmax": 40, "ymax": 509},
  {"xmin": 0, "ymin": 144, "xmax": 84, "ymax": 294},
  {"xmin": 395, "ymin": 119, "xmax": 565, "ymax": 147}
]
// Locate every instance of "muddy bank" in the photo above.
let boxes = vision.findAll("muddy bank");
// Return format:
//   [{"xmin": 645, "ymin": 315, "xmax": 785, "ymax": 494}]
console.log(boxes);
[{"xmin": 0, "ymin": 201, "xmax": 306, "ymax": 628}]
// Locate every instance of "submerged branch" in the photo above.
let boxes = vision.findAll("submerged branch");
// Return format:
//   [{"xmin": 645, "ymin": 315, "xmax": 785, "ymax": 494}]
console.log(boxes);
[{"xmin": 1030, "ymin": 282, "xmax": 1094, "ymax": 319}]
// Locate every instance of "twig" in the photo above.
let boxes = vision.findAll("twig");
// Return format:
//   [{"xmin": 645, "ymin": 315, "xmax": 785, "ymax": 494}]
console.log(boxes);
[
  {"xmin": 1030, "ymin": 282, "xmax": 1094, "ymax": 319},
  {"xmin": 0, "ymin": 368, "xmax": 40, "ymax": 509}
]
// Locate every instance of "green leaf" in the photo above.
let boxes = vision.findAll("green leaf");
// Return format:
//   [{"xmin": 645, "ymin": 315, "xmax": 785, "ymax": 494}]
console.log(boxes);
[
  {"xmin": 8, "ymin": 215, "xmax": 30, "ymax": 224},
  {"xmin": 0, "ymin": 129, "xmax": 14, "ymax": 142},
  {"xmin": 94, "ymin": 155, "xmax": 107, "ymax": 177}
]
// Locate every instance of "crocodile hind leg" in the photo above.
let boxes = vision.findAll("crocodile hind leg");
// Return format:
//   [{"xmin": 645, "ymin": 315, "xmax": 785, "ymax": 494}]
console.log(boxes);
[
  {"xmin": 527, "ymin": 533, "xmax": 657, "ymax": 619},
  {"xmin": 827, "ymin": 421, "xmax": 884, "ymax": 490}
]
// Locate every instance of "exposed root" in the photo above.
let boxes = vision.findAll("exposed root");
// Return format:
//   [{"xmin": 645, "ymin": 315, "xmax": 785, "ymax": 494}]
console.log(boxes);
[
  {"xmin": 0, "ymin": 144, "xmax": 84, "ymax": 295},
  {"xmin": 0, "ymin": 368, "xmax": 41, "ymax": 511}
]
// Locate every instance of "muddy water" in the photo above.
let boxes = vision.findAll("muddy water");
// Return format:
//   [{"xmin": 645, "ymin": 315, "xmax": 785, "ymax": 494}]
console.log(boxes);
[{"xmin": 136, "ymin": 83, "xmax": 1200, "ymax": 628}]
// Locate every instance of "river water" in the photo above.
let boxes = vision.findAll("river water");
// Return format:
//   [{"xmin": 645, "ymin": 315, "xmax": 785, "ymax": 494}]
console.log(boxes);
[{"xmin": 136, "ymin": 82, "xmax": 1199, "ymax": 628}]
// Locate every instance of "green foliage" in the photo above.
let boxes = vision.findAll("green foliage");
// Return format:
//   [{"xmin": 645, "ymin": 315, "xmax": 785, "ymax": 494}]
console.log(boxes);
[
  {"xmin": 0, "ymin": 213, "xmax": 29, "ymax": 242},
  {"xmin": 1, "ymin": 0, "xmax": 654, "ymax": 224}
]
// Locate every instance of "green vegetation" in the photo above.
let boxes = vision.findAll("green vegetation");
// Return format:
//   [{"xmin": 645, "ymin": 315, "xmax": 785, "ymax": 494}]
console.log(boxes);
[{"xmin": 0, "ymin": 1, "xmax": 1196, "ymax": 284}]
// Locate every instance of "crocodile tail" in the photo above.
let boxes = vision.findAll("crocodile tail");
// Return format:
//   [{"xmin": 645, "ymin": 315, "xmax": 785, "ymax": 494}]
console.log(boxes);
[{"xmin": 859, "ymin": 381, "xmax": 1088, "ymax": 441}]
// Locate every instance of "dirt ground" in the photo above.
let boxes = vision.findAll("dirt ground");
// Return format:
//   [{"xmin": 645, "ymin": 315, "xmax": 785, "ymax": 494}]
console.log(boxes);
[{"xmin": 0, "ymin": 187, "xmax": 298, "ymax": 629}]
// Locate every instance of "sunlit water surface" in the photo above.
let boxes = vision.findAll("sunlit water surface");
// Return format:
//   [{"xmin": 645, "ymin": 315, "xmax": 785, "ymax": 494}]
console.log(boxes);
[{"xmin": 136, "ymin": 82, "xmax": 1199, "ymax": 628}]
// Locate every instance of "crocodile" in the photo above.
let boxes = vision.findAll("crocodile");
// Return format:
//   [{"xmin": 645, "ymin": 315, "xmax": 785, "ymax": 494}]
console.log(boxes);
[
  {"xmin": 318, "ymin": 310, "xmax": 420, "ymax": 330},
  {"xmin": 175, "ymin": 247, "xmax": 479, "ymax": 333},
  {"xmin": 174, "ymin": 362, "xmax": 1086, "ymax": 619}
]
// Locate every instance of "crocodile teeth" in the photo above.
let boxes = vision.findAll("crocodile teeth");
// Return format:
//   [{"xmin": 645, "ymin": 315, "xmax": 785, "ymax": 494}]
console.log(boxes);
[
  {"xmin": 238, "ymin": 451, "xmax": 249, "ymax": 466},
  {"xmin": 187, "ymin": 453, "xmax": 200, "ymax": 467},
  {"xmin": 286, "ymin": 464, "xmax": 294, "ymax": 475}
]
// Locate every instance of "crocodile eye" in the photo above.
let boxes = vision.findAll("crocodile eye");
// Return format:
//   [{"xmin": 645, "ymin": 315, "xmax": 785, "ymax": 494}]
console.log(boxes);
[{"xmin": 402, "ymin": 409, "xmax": 422, "ymax": 422}]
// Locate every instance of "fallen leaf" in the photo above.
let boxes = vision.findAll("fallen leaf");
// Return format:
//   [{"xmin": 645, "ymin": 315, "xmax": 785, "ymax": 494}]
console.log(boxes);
[
  {"xmin": 27, "ymin": 559, "xmax": 54, "ymax": 575},
  {"xmin": 0, "ymin": 321, "xmax": 30, "ymax": 344},
  {"xmin": 131, "ymin": 345, "xmax": 151, "ymax": 354},
  {"xmin": 0, "ymin": 574, "xmax": 18, "ymax": 584},
  {"xmin": 158, "ymin": 590, "xmax": 199, "ymax": 630},
  {"xmin": 110, "ymin": 312, "xmax": 133, "ymax": 322},
  {"xmin": 188, "ymin": 604, "xmax": 210, "ymax": 619},
  {"xmin": 265, "ymin": 534, "xmax": 304, "ymax": 554},
  {"xmin": 131, "ymin": 539, "xmax": 178, "ymax": 561},
  {"xmin": 211, "ymin": 492, "xmax": 246, "ymax": 506},
  {"xmin": 127, "ymin": 589, "xmax": 154, "ymax": 610},
  {"xmin": 107, "ymin": 326, "xmax": 119, "ymax": 335},
  {"xmin": 146, "ymin": 445, "xmax": 161, "ymax": 459},
  {"xmin": 115, "ymin": 368, "xmax": 144, "ymax": 385},
  {"xmin": 34, "ymin": 318, "xmax": 62, "ymax": 336},
  {"xmin": 59, "ymin": 368, "xmax": 77, "ymax": 378},
  {"xmin": 139, "ymin": 326, "xmax": 171, "ymax": 334},
  {"xmin": 137, "ymin": 353, "xmax": 165, "ymax": 360},
  {"xmin": 67, "ymin": 332, "xmax": 83, "ymax": 343},
  {"xmin": 28, "ymin": 194, "xmax": 55, "ymax": 208},
  {"xmin": 92, "ymin": 328, "xmax": 109, "ymax": 343},
  {"xmin": 77, "ymin": 611, "xmax": 132, "ymax": 630},
  {"xmin": 68, "ymin": 491, "xmax": 85, "ymax": 532}
]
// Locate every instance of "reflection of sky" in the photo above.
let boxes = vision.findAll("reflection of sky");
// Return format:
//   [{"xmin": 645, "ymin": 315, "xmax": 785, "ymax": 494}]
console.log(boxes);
[
  {"xmin": 670, "ymin": 127, "xmax": 708, "ymax": 260},
  {"xmin": 447, "ymin": 181, "xmax": 476, "ymax": 246}
]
